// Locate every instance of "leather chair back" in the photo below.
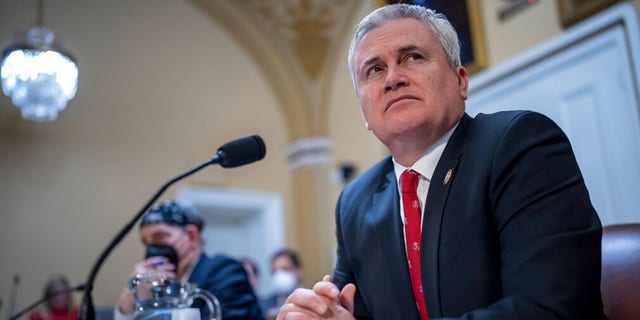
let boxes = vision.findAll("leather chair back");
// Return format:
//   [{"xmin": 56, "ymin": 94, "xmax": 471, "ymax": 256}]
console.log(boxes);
[{"xmin": 601, "ymin": 223, "xmax": 640, "ymax": 320}]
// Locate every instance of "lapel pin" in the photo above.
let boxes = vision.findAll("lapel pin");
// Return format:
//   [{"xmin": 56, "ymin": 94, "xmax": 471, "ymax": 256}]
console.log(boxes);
[{"xmin": 443, "ymin": 169, "xmax": 453, "ymax": 185}]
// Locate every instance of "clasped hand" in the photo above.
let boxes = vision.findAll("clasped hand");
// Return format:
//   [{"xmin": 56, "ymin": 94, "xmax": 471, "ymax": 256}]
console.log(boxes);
[{"xmin": 276, "ymin": 275, "xmax": 356, "ymax": 320}]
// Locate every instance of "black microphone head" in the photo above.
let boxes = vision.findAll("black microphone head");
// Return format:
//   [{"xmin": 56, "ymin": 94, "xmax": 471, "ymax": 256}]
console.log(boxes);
[{"xmin": 216, "ymin": 135, "xmax": 266, "ymax": 168}]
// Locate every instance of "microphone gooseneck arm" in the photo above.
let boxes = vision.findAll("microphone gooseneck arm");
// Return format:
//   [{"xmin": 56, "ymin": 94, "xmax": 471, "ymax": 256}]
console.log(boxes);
[
  {"xmin": 79, "ymin": 156, "xmax": 219, "ymax": 320},
  {"xmin": 8, "ymin": 283, "xmax": 85, "ymax": 320}
]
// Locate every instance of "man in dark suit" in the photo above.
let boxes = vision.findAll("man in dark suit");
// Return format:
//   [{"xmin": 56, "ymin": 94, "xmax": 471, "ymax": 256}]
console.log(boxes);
[
  {"xmin": 114, "ymin": 199, "xmax": 263, "ymax": 320},
  {"xmin": 277, "ymin": 3, "xmax": 606, "ymax": 319}
]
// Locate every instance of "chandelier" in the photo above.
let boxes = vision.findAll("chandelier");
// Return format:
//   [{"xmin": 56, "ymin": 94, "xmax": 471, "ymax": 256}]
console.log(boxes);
[{"xmin": 1, "ymin": 0, "xmax": 78, "ymax": 122}]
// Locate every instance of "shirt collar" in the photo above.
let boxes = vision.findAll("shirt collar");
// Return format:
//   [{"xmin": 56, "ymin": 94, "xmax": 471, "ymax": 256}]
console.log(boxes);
[{"xmin": 393, "ymin": 122, "xmax": 459, "ymax": 184}]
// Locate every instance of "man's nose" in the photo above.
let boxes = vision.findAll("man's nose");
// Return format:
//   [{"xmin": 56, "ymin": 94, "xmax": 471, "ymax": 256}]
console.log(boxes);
[{"xmin": 384, "ymin": 67, "xmax": 409, "ymax": 92}]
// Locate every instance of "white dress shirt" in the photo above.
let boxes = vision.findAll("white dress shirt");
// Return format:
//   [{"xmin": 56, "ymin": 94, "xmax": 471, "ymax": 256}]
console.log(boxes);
[{"xmin": 393, "ymin": 123, "xmax": 457, "ymax": 252}]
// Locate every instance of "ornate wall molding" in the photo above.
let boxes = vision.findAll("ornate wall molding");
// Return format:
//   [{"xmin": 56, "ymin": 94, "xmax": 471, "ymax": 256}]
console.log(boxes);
[
  {"xmin": 237, "ymin": 0, "xmax": 347, "ymax": 80},
  {"xmin": 189, "ymin": 0, "xmax": 362, "ymax": 138},
  {"xmin": 284, "ymin": 136, "xmax": 332, "ymax": 170}
]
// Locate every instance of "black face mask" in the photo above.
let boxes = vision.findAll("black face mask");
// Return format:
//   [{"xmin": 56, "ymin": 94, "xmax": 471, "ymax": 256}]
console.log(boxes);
[{"xmin": 145, "ymin": 244, "xmax": 179, "ymax": 267}]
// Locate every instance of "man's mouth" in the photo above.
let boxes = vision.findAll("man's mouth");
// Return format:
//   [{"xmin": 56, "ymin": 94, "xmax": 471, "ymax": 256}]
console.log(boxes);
[{"xmin": 385, "ymin": 95, "xmax": 419, "ymax": 111}]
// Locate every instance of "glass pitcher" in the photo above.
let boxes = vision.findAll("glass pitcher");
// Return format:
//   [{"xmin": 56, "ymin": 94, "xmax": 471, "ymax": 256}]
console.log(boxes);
[{"xmin": 128, "ymin": 273, "xmax": 221, "ymax": 320}]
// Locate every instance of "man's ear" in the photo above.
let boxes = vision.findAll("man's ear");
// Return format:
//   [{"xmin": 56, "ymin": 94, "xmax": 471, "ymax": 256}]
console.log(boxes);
[
  {"xmin": 185, "ymin": 225, "xmax": 200, "ymax": 243},
  {"xmin": 456, "ymin": 66, "xmax": 469, "ymax": 100}
]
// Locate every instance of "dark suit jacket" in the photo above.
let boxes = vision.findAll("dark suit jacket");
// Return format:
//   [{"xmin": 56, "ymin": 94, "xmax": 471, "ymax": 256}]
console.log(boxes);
[
  {"xmin": 333, "ymin": 111, "xmax": 606, "ymax": 319},
  {"xmin": 189, "ymin": 254, "xmax": 264, "ymax": 320}
]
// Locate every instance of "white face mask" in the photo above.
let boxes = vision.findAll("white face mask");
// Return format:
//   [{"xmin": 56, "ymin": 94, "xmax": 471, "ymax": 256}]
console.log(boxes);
[{"xmin": 270, "ymin": 269, "xmax": 298, "ymax": 295}]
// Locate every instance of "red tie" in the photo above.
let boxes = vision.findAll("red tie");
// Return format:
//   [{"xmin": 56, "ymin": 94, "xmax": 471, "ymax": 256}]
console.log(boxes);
[{"xmin": 400, "ymin": 170, "xmax": 428, "ymax": 320}]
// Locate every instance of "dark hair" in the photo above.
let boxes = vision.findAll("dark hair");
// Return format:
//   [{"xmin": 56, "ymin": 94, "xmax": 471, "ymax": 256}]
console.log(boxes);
[
  {"xmin": 271, "ymin": 248, "xmax": 301, "ymax": 268},
  {"xmin": 140, "ymin": 199, "xmax": 204, "ymax": 231}
]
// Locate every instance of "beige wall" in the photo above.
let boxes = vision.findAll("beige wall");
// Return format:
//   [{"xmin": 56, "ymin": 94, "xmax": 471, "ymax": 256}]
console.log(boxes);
[
  {"xmin": 0, "ymin": 0, "xmax": 291, "ymax": 309},
  {"xmin": 1, "ymin": 0, "xmax": 638, "ymax": 311}
]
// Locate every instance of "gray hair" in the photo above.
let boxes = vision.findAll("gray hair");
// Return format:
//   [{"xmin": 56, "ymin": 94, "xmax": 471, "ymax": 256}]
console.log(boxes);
[{"xmin": 347, "ymin": 3, "xmax": 461, "ymax": 86}]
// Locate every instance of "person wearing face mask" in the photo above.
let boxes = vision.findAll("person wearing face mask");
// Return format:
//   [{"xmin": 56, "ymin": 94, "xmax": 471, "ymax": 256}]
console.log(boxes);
[
  {"xmin": 114, "ymin": 199, "xmax": 264, "ymax": 320},
  {"xmin": 261, "ymin": 249, "xmax": 302, "ymax": 320}
]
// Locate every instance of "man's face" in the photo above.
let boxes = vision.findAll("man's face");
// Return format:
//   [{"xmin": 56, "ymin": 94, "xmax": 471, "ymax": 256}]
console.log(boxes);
[
  {"xmin": 271, "ymin": 255, "xmax": 301, "ymax": 282},
  {"xmin": 352, "ymin": 18, "xmax": 468, "ymax": 150},
  {"xmin": 47, "ymin": 281, "xmax": 71, "ymax": 312},
  {"xmin": 140, "ymin": 223, "xmax": 194, "ymax": 262}
]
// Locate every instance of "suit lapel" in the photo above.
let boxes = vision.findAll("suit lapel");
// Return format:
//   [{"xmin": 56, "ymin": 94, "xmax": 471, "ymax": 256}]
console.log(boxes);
[
  {"xmin": 369, "ymin": 167, "xmax": 418, "ymax": 318},
  {"xmin": 421, "ymin": 114, "xmax": 471, "ymax": 317}
]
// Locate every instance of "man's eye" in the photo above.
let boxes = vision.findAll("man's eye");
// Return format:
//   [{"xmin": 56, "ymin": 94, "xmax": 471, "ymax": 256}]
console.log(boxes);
[
  {"xmin": 367, "ymin": 66, "xmax": 383, "ymax": 76},
  {"xmin": 406, "ymin": 53, "xmax": 423, "ymax": 61}
]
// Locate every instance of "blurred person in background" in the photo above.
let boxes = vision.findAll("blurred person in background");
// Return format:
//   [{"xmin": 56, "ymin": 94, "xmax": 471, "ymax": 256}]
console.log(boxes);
[
  {"xmin": 29, "ymin": 274, "xmax": 78, "ymax": 320},
  {"xmin": 262, "ymin": 249, "xmax": 303, "ymax": 320},
  {"xmin": 114, "ymin": 199, "xmax": 263, "ymax": 320}
]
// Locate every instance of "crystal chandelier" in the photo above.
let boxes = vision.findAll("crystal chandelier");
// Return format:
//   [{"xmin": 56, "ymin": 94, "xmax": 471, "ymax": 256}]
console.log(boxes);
[{"xmin": 1, "ymin": 0, "xmax": 78, "ymax": 122}]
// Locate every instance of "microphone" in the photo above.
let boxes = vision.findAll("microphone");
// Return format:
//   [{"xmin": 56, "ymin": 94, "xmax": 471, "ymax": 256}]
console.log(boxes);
[
  {"xmin": 214, "ymin": 135, "xmax": 266, "ymax": 168},
  {"xmin": 8, "ymin": 283, "xmax": 85, "ymax": 320},
  {"xmin": 79, "ymin": 135, "xmax": 266, "ymax": 320}
]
